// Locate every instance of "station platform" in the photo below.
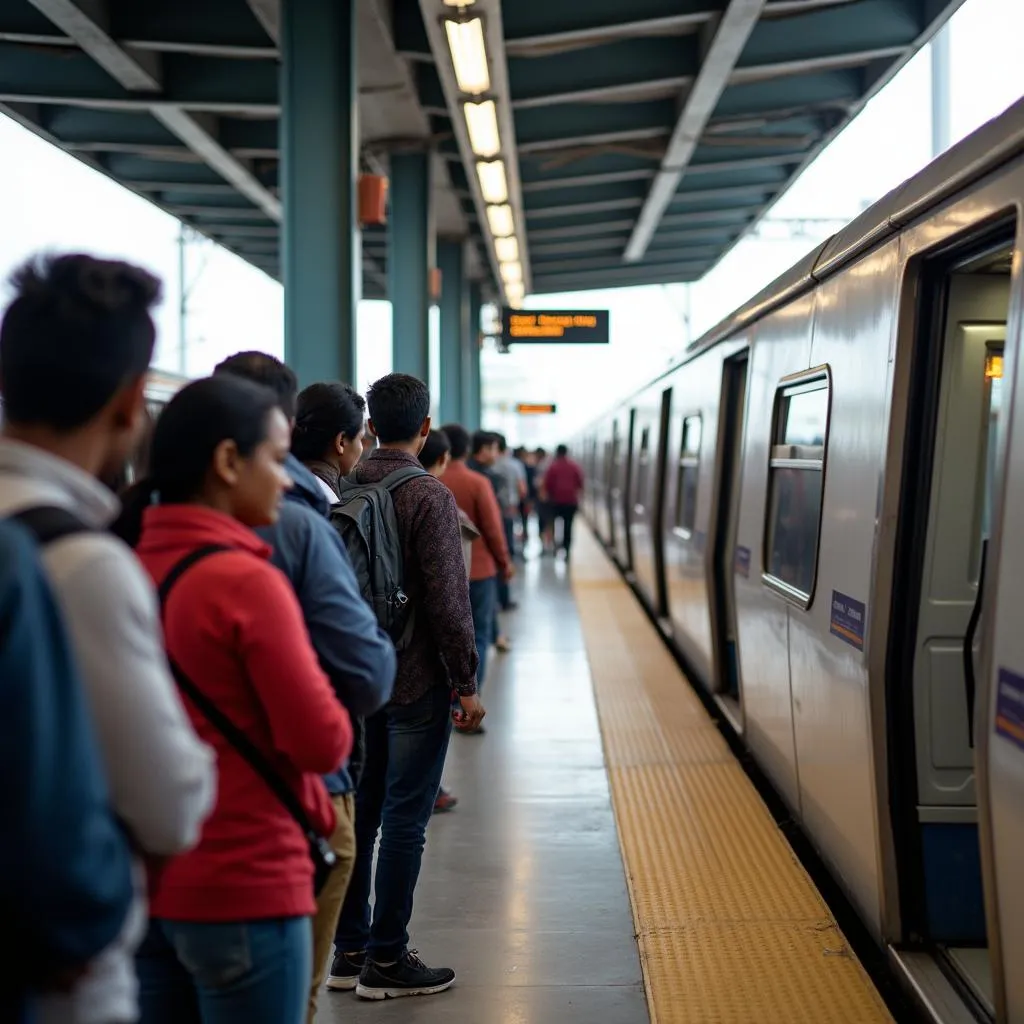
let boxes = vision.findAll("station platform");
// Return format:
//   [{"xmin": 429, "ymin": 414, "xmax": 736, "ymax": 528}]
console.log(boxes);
[{"xmin": 316, "ymin": 525, "xmax": 894, "ymax": 1024}]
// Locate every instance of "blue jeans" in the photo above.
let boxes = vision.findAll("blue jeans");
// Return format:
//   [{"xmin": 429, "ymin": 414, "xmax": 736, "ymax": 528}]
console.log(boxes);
[
  {"xmin": 469, "ymin": 575, "xmax": 498, "ymax": 692},
  {"xmin": 137, "ymin": 917, "xmax": 311, "ymax": 1024},
  {"xmin": 334, "ymin": 684, "xmax": 453, "ymax": 963}
]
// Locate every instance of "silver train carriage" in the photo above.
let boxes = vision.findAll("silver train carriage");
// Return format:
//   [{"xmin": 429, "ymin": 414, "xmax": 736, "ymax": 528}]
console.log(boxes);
[{"xmin": 578, "ymin": 97, "xmax": 1024, "ymax": 1024}]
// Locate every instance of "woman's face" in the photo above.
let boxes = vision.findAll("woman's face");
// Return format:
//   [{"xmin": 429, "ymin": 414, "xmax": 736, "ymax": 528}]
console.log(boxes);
[
  {"xmin": 231, "ymin": 408, "xmax": 294, "ymax": 527},
  {"xmin": 337, "ymin": 425, "xmax": 365, "ymax": 476}
]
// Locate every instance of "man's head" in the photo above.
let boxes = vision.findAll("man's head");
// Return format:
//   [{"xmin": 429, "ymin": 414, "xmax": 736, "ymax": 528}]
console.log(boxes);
[
  {"xmin": 471, "ymin": 430, "xmax": 499, "ymax": 466},
  {"xmin": 366, "ymin": 373, "xmax": 430, "ymax": 451},
  {"xmin": 495, "ymin": 433, "xmax": 508, "ymax": 455},
  {"xmin": 419, "ymin": 428, "xmax": 452, "ymax": 478},
  {"xmin": 0, "ymin": 253, "xmax": 161, "ymax": 476},
  {"xmin": 214, "ymin": 351, "xmax": 298, "ymax": 424},
  {"xmin": 556, "ymin": 444, "xmax": 569, "ymax": 458},
  {"xmin": 441, "ymin": 422, "xmax": 470, "ymax": 461}
]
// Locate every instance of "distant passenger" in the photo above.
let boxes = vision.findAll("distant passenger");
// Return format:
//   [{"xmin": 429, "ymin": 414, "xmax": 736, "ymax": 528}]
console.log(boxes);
[
  {"xmin": 116, "ymin": 375, "xmax": 353, "ymax": 1024},
  {"xmin": 0, "ymin": 520, "xmax": 134, "ymax": 1023},
  {"xmin": 292, "ymin": 380, "xmax": 367, "ymax": 503},
  {"xmin": 534, "ymin": 446, "xmax": 555, "ymax": 554},
  {"xmin": 0, "ymin": 253, "xmax": 216, "ymax": 1024},
  {"xmin": 329, "ymin": 374, "xmax": 482, "ymax": 1000},
  {"xmin": 544, "ymin": 444, "xmax": 585, "ymax": 558},
  {"xmin": 513, "ymin": 445, "xmax": 535, "ymax": 548},
  {"xmin": 440, "ymin": 423, "xmax": 512, "ymax": 705},
  {"xmin": 494, "ymin": 434, "xmax": 527, "ymax": 563},
  {"xmin": 213, "ymin": 356, "xmax": 397, "ymax": 1024}
]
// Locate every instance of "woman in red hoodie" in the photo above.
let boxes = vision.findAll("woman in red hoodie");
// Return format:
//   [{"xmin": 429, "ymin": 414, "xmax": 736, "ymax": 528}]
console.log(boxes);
[{"xmin": 115, "ymin": 375, "xmax": 353, "ymax": 1024}]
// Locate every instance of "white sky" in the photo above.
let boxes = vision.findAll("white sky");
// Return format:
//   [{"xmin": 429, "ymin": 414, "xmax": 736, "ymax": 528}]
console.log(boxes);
[{"xmin": 1, "ymin": 0, "xmax": 1022, "ymax": 443}]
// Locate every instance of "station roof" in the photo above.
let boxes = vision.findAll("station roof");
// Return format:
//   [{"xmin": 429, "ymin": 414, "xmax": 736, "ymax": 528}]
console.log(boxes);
[{"xmin": 0, "ymin": 0, "xmax": 964, "ymax": 303}]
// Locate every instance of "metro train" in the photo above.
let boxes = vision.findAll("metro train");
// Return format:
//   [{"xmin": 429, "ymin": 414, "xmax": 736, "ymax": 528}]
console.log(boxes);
[{"xmin": 577, "ymin": 98, "xmax": 1024, "ymax": 1024}]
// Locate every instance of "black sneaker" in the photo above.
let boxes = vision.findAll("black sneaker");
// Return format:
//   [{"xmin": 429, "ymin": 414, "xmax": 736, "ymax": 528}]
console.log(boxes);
[
  {"xmin": 355, "ymin": 950, "xmax": 455, "ymax": 1000},
  {"xmin": 326, "ymin": 950, "xmax": 366, "ymax": 991}
]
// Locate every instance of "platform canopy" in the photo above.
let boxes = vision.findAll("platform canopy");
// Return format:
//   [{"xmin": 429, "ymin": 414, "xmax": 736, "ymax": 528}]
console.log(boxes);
[{"xmin": 0, "ymin": 0, "xmax": 965, "ymax": 303}]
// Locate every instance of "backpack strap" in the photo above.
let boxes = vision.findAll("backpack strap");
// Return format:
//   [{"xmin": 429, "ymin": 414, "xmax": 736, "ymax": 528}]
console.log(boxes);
[
  {"xmin": 380, "ymin": 466, "xmax": 428, "ymax": 492},
  {"xmin": 9, "ymin": 506, "xmax": 91, "ymax": 546},
  {"xmin": 157, "ymin": 545, "xmax": 323, "ymax": 844}
]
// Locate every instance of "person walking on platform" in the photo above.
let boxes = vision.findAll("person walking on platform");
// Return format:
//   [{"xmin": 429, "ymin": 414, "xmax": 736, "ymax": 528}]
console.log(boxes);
[
  {"xmin": 0, "ymin": 253, "xmax": 217, "ymax": 1024},
  {"xmin": 494, "ymin": 434, "xmax": 527, "ymax": 564},
  {"xmin": 115, "ymin": 375, "xmax": 353, "ymax": 1024},
  {"xmin": 329, "ymin": 374, "xmax": 483, "ymax": 1001},
  {"xmin": 213, "ymin": 356, "xmax": 397, "ymax": 1024},
  {"xmin": 0, "ymin": 520, "xmax": 135, "ymax": 1024},
  {"xmin": 534, "ymin": 447, "xmax": 555, "ymax": 555},
  {"xmin": 440, "ymin": 424, "xmax": 512, "ymax": 708},
  {"xmin": 544, "ymin": 444, "xmax": 585, "ymax": 559}
]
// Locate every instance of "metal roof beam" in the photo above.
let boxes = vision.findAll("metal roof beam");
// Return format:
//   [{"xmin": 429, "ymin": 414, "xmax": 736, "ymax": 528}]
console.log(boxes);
[
  {"xmin": 625, "ymin": 0, "xmax": 766, "ymax": 262},
  {"xmin": 527, "ymin": 219, "xmax": 638, "ymax": 241},
  {"xmin": 531, "ymin": 248, "xmax": 722, "ymax": 274},
  {"xmin": 532, "ymin": 261, "xmax": 710, "ymax": 292},
  {"xmin": 246, "ymin": 0, "xmax": 279, "ymax": 45}
]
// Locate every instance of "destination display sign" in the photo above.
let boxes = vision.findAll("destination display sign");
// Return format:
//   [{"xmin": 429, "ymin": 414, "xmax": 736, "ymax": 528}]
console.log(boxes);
[
  {"xmin": 501, "ymin": 309, "xmax": 610, "ymax": 345},
  {"xmin": 516, "ymin": 403, "xmax": 557, "ymax": 415}
]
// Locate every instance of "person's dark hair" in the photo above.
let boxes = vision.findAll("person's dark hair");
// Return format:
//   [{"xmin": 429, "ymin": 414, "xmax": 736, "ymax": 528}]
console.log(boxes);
[
  {"xmin": 292, "ymin": 381, "xmax": 366, "ymax": 463},
  {"xmin": 441, "ymin": 422, "xmax": 470, "ymax": 460},
  {"xmin": 112, "ymin": 375, "xmax": 280, "ymax": 547},
  {"xmin": 419, "ymin": 428, "xmax": 451, "ymax": 471},
  {"xmin": 495, "ymin": 433, "xmax": 508, "ymax": 453},
  {"xmin": 556, "ymin": 444, "xmax": 569, "ymax": 458},
  {"xmin": 535, "ymin": 447, "xmax": 547, "ymax": 458},
  {"xmin": 214, "ymin": 351, "xmax": 298, "ymax": 421},
  {"xmin": 366, "ymin": 373, "xmax": 430, "ymax": 443},
  {"xmin": 471, "ymin": 430, "xmax": 496, "ymax": 456},
  {"xmin": 0, "ymin": 253, "xmax": 161, "ymax": 430}
]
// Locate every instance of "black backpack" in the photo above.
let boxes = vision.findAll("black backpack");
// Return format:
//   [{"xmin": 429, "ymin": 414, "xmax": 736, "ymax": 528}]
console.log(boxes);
[{"xmin": 328, "ymin": 466, "xmax": 426, "ymax": 652}]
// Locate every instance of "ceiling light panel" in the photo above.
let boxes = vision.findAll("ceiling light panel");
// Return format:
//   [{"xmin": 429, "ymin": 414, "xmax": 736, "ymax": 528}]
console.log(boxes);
[
  {"xmin": 464, "ymin": 100, "xmax": 500, "ymax": 158},
  {"xmin": 494, "ymin": 236, "xmax": 519, "ymax": 263},
  {"xmin": 445, "ymin": 18, "xmax": 490, "ymax": 96},
  {"xmin": 476, "ymin": 160, "xmax": 508, "ymax": 204},
  {"xmin": 500, "ymin": 261, "xmax": 523, "ymax": 284},
  {"xmin": 487, "ymin": 204, "xmax": 514, "ymax": 237}
]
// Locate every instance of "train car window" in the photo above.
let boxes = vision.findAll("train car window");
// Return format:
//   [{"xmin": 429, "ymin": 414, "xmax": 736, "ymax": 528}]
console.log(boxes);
[
  {"xmin": 674, "ymin": 415, "xmax": 702, "ymax": 537},
  {"xmin": 763, "ymin": 370, "xmax": 831, "ymax": 605},
  {"xmin": 635, "ymin": 426, "xmax": 651, "ymax": 509}
]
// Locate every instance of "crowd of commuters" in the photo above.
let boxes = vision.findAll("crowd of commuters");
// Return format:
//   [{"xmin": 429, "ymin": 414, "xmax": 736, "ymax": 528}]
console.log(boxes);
[{"xmin": 0, "ymin": 251, "xmax": 583, "ymax": 1024}]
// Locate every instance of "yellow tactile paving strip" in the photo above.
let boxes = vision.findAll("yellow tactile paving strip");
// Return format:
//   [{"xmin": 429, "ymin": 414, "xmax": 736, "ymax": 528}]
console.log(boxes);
[{"xmin": 571, "ymin": 526, "xmax": 894, "ymax": 1024}]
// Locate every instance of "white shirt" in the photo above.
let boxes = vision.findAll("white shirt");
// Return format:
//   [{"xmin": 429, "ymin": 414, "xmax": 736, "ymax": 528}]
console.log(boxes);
[{"xmin": 0, "ymin": 440, "xmax": 216, "ymax": 1024}]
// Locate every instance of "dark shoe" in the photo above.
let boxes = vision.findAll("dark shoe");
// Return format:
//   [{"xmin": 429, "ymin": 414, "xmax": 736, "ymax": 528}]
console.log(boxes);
[
  {"xmin": 356, "ymin": 950, "xmax": 455, "ymax": 1000},
  {"xmin": 433, "ymin": 787, "xmax": 458, "ymax": 813},
  {"xmin": 502, "ymin": 601, "xmax": 520, "ymax": 611},
  {"xmin": 327, "ymin": 950, "xmax": 366, "ymax": 991}
]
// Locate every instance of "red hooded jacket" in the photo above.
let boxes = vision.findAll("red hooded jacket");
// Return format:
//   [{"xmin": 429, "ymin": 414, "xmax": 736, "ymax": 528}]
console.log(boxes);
[{"xmin": 135, "ymin": 505, "xmax": 352, "ymax": 921}]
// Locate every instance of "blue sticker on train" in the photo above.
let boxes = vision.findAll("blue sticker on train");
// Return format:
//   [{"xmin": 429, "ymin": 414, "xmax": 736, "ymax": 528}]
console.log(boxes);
[
  {"xmin": 995, "ymin": 668, "xmax": 1024, "ymax": 751},
  {"xmin": 735, "ymin": 545, "xmax": 751, "ymax": 578},
  {"xmin": 830, "ymin": 591, "xmax": 866, "ymax": 651}
]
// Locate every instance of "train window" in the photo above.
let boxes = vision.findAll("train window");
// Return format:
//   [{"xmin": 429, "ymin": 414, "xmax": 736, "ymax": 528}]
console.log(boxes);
[
  {"xmin": 674, "ymin": 415, "xmax": 702, "ymax": 537},
  {"xmin": 763, "ymin": 370, "xmax": 831, "ymax": 605},
  {"xmin": 635, "ymin": 426, "xmax": 651, "ymax": 509}
]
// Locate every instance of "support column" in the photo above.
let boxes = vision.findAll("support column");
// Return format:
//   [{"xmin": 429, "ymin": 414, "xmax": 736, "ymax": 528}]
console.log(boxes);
[
  {"xmin": 280, "ymin": 0, "xmax": 359, "ymax": 386},
  {"xmin": 437, "ymin": 239, "xmax": 466, "ymax": 424},
  {"xmin": 389, "ymin": 151, "xmax": 433, "ymax": 382},
  {"xmin": 464, "ymin": 281, "xmax": 483, "ymax": 430}
]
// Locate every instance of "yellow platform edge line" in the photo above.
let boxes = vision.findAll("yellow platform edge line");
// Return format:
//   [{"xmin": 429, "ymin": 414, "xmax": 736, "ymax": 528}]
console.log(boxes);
[{"xmin": 571, "ymin": 526, "xmax": 894, "ymax": 1024}]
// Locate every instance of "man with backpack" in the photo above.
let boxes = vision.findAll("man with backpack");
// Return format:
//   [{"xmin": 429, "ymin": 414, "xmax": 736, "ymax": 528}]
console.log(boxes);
[
  {"xmin": 0, "ymin": 518, "xmax": 135, "ymax": 1023},
  {"xmin": 0, "ymin": 253, "xmax": 216, "ymax": 1024},
  {"xmin": 212, "ymin": 352, "xmax": 397, "ymax": 1023},
  {"xmin": 327, "ymin": 373, "xmax": 482, "ymax": 1000}
]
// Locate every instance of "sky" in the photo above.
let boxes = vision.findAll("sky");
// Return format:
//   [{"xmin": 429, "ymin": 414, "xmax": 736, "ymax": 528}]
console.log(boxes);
[{"xmin": 1, "ymin": 0, "xmax": 1023, "ymax": 443}]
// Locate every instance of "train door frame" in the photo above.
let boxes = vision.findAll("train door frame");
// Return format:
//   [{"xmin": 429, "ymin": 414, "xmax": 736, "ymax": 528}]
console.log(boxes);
[
  {"xmin": 651, "ymin": 387, "xmax": 673, "ymax": 620},
  {"xmin": 707, "ymin": 349, "xmax": 750, "ymax": 723},
  {"xmin": 883, "ymin": 211, "xmax": 1020, "ymax": 1022}
]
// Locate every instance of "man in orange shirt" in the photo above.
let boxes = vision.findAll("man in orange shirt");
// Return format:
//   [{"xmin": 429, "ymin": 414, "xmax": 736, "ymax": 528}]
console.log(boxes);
[{"xmin": 439, "ymin": 424, "xmax": 512, "ymax": 723}]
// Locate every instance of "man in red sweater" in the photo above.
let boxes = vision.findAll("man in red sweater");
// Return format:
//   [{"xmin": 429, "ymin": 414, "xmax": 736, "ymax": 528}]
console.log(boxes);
[
  {"xmin": 439, "ymin": 423, "xmax": 511, "ymax": 714},
  {"xmin": 544, "ymin": 444, "xmax": 585, "ymax": 558}
]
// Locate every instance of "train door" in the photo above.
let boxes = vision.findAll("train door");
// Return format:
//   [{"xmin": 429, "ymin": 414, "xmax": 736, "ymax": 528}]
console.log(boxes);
[
  {"xmin": 709, "ymin": 351, "xmax": 749, "ymax": 708},
  {"xmin": 890, "ymin": 236, "xmax": 1014, "ymax": 1019}
]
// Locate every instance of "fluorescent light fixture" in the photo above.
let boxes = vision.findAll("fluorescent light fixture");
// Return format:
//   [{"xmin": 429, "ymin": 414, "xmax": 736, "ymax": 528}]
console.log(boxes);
[
  {"xmin": 487, "ymin": 204, "xmax": 514, "ymax": 237},
  {"xmin": 500, "ymin": 261, "xmax": 523, "ymax": 285},
  {"xmin": 476, "ymin": 160, "xmax": 508, "ymax": 204},
  {"xmin": 494, "ymin": 236, "xmax": 519, "ymax": 262},
  {"xmin": 443, "ymin": 0, "xmax": 475, "ymax": 6},
  {"xmin": 505, "ymin": 282, "xmax": 524, "ymax": 307},
  {"xmin": 464, "ymin": 100, "xmax": 500, "ymax": 158},
  {"xmin": 445, "ymin": 18, "xmax": 490, "ymax": 96}
]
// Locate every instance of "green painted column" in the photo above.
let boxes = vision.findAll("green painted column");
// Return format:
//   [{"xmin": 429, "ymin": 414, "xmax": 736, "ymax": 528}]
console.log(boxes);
[
  {"xmin": 389, "ymin": 151, "xmax": 433, "ymax": 382},
  {"xmin": 437, "ymin": 239, "xmax": 467, "ymax": 424},
  {"xmin": 280, "ymin": 0, "xmax": 359, "ymax": 386},
  {"xmin": 464, "ymin": 280, "xmax": 483, "ymax": 430}
]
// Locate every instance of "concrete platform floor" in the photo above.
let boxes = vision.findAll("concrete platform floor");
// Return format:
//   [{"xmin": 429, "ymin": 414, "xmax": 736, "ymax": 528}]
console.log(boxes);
[{"xmin": 315, "ymin": 551, "xmax": 649, "ymax": 1024}]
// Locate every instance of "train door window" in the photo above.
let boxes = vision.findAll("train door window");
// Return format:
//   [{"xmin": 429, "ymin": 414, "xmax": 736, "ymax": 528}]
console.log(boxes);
[
  {"xmin": 674, "ymin": 415, "xmax": 702, "ymax": 537},
  {"xmin": 635, "ymin": 426, "xmax": 651, "ymax": 513},
  {"xmin": 763, "ymin": 371, "xmax": 830, "ymax": 605}
]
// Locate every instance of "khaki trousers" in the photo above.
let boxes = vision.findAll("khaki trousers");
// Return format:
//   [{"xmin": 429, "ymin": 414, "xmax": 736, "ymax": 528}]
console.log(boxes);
[{"xmin": 307, "ymin": 793, "xmax": 356, "ymax": 1024}]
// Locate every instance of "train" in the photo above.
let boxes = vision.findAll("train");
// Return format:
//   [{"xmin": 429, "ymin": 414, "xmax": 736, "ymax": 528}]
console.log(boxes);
[{"xmin": 577, "ymin": 97, "xmax": 1024, "ymax": 1024}]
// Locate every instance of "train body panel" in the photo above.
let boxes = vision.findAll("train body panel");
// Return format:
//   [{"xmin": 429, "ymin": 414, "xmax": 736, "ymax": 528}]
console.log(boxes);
[{"xmin": 577, "ymin": 97, "xmax": 1024, "ymax": 1021}]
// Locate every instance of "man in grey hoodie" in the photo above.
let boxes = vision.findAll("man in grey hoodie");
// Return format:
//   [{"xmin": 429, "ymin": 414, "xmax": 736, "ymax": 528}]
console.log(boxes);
[
  {"xmin": 0, "ymin": 255, "xmax": 216, "ymax": 1024},
  {"xmin": 214, "ymin": 352, "xmax": 396, "ymax": 1023}
]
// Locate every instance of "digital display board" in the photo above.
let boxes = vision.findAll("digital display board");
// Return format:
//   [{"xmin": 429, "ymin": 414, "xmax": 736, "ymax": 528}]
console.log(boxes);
[
  {"xmin": 516, "ymin": 403, "xmax": 557, "ymax": 415},
  {"xmin": 501, "ymin": 309, "xmax": 610, "ymax": 345}
]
